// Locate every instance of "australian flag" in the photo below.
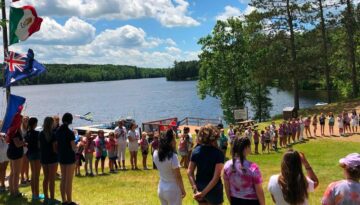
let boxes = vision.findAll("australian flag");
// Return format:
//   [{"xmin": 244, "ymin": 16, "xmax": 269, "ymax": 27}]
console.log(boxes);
[{"xmin": 4, "ymin": 49, "xmax": 46, "ymax": 87}]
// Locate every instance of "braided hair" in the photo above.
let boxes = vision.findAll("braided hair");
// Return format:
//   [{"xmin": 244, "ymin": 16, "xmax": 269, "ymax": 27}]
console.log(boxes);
[{"xmin": 231, "ymin": 137, "xmax": 251, "ymax": 172}]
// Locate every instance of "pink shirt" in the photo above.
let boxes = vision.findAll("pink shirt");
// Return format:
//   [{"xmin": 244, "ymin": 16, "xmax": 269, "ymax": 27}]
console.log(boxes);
[
  {"xmin": 139, "ymin": 138, "xmax": 149, "ymax": 152},
  {"xmin": 223, "ymin": 159, "xmax": 263, "ymax": 200},
  {"xmin": 84, "ymin": 138, "xmax": 95, "ymax": 154}
]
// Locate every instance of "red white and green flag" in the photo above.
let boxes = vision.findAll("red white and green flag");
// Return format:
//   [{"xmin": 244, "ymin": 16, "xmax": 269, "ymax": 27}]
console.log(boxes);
[{"xmin": 9, "ymin": 6, "xmax": 43, "ymax": 45}]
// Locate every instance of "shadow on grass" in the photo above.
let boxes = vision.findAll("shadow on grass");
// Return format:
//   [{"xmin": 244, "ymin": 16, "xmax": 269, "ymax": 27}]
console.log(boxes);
[{"xmin": 0, "ymin": 193, "xmax": 42, "ymax": 205}]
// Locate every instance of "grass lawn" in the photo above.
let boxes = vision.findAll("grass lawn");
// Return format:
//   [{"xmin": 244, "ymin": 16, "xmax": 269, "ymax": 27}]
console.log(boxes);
[{"xmin": 0, "ymin": 137, "xmax": 359, "ymax": 205}]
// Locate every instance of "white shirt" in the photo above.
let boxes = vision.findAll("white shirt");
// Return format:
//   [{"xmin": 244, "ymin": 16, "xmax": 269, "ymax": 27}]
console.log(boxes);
[
  {"xmin": 153, "ymin": 150, "xmax": 180, "ymax": 191},
  {"xmin": 244, "ymin": 130, "xmax": 252, "ymax": 139},
  {"xmin": 337, "ymin": 117, "xmax": 344, "ymax": 128},
  {"xmin": 268, "ymin": 174, "xmax": 314, "ymax": 205},
  {"xmin": 114, "ymin": 126, "xmax": 127, "ymax": 143}
]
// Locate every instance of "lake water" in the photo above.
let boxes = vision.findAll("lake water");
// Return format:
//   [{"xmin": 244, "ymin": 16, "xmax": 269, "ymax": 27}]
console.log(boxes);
[{"xmin": 1, "ymin": 78, "xmax": 332, "ymax": 126}]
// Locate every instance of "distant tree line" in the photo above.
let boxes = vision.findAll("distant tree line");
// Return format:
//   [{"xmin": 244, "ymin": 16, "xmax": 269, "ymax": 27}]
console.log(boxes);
[
  {"xmin": 166, "ymin": 60, "xmax": 199, "ymax": 81},
  {"xmin": 1, "ymin": 64, "xmax": 167, "ymax": 85}
]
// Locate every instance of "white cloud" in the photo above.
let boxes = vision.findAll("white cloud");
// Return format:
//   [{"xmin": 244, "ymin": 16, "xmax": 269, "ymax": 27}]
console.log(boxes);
[
  {"xmin": 28, "ymin": 17, "xmax": 96, "ymax": 45},
  {"xmin": 244, "ymin": 5, "xmax": 256, "ymax": 15},
  {"xmin": 216, "ymin": 4, "xmax": 256, "ymax": 22},
  {"xmin": 91, "ymin": 25, "xmax": 148, "ymax": 48},
  {"xmin": 6, "ymin": 18, "xmax": 197, "ymax": 68},
  {"xmin": 216, "ymin": 6, "xmax": 242, "ymax": 21},
  {"xmin": 166, "ymin": 46, "xmax": 182, "ymax": 54},
  {"xmin": 14, "ymin": 0, "xmax": 200, "ymax": 27}
]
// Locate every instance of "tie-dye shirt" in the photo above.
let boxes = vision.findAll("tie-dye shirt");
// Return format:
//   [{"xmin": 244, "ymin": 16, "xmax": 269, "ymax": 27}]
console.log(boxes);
[
  {"xmin": 322, "ymin": 180, "xmax": 360, "ymax": 205},
  {"xmin": 223, "ymin": 159, "xmax": 262, "ymax": 200}
]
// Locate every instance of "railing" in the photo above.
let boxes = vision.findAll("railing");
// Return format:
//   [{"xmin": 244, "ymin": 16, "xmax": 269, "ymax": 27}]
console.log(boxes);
[{"xmin": 178, "ymin": 117, "xmax": 222, "ymax": 127}]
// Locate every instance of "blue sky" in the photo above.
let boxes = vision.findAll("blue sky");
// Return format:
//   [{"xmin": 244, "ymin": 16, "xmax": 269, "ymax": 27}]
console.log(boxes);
[{"xmin": 7, "ymin": 0, "xmax": 252, "ymax": 67}]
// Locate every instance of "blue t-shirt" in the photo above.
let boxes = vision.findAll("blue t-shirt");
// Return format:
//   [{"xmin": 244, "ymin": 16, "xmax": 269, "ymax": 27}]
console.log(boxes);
[{"xmin": 191, "ymin": 145, "xmax": 225, "ymax": 188}]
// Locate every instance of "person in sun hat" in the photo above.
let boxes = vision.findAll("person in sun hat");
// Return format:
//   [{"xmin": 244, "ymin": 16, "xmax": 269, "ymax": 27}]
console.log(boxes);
[{"xmin": 322, "ymin": 153, "xmax": 360, "ymax": 205}]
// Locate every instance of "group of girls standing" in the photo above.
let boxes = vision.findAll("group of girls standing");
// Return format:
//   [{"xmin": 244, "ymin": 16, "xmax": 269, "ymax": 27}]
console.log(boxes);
[
  {"xmin": 154, "ymin": 124, "xmax": 360, "ymax": 205},
  {"xmin": 74, "ymin": 121, "xmax": 160, "ymax": 175},
  {"xmin": 2, "ymin": 113, "xmax": 78, "ymax": 205}
]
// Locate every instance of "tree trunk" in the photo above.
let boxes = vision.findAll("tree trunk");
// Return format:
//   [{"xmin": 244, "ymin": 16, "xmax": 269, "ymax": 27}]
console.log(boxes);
[
  {"xmin": 319, "ymin": 0, "xmax": 331, "ymax": 103},
  {"xmin": 345, "ymin": 0, "xmax": 358, "ymax": 98},
  {"xmin": 286, "ymin": 0, "xmax": 299, "ymax": 110}
]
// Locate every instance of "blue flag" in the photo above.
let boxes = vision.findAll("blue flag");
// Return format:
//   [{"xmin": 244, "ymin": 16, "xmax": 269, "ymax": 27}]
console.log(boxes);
[
  {"xmin": 1, "ymin": 94, "xmax": 26, "ymax": 133},
  {"xmin": 4, "ymin": 49, "xmax": 46, "ymax": 87}
]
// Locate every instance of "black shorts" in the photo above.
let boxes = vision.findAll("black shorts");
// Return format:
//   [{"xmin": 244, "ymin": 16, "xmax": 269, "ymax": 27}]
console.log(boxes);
[
  {"xmin": 265, "ymin": 139, "xmax": 271, "ymax": 143},
  {"xmin": 142, "ymin": 150, "xmax": 149, "ymax": 155},
  {"xmin": 7, "ymin": 148, "xmax": 23, "ymax": 161},
  {"xmin": 231, "ymin": 197, "xmax": 260, "ymax": 205},
  {"xmin": 196, "ymin": 183, "xmax": 223, "ymax": 204},
  {"xmin": 27, "ymin": 152, "xmax": 40, "ymax": 161},
  {"xmin": 109, "ymin": 156, "xmax": 117, "ymax": 161},
  {"xmin": 96, "ymin": 156, "xmax": 106, "ymax": 161}
]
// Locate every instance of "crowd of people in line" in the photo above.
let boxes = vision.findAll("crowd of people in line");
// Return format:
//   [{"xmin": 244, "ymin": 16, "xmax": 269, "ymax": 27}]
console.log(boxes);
[
  {"xmin": 0, "ymin": 111, "xmax": 359, "ymax": 205},
  {"xmin": 155, "ymin": 125, "xmax": 360, "ymax": 205},
  {"xmin": 223, "ymin": 110, "xmax": 360, "ymax": 155},
  {"xmin": 0, "ymin": 113, "xmax": 165, "ymax": 205}
]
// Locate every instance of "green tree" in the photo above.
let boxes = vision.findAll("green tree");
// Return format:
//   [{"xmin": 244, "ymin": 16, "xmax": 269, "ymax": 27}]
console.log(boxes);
[
  {"xmin": 198, "ymin": 19, "xmax": 250, "ymax": 122},
  {"xmin": 198, "ymin": 15, "xmax": 273, "ymax": 122},
  {"xmin": 343, "ymin": 0, "xmax": 358, "ymax": 97},
  {"xmin": 251, "ymin": 0, "xmax": 312, "ymax": 110},
  {"xmin": 249, "ymin": 84, "xmax": 273, "ymax": 122}
]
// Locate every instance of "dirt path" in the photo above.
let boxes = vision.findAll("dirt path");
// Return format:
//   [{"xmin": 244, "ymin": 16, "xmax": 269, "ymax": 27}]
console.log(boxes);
[{"xmin": 302, "ymin": 105, "xmax": 360, "ymax": 143}]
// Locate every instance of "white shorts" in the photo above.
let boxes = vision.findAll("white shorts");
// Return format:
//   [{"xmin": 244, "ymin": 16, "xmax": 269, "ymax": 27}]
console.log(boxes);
[
  {"xmin": 351, "ymin": 120, "xmax": 358, "ymax": 126},
  {"xmin": 117, "ymin": 141, "xmax": 127, "ymax": 161},
  {"xmin": 128, "ymin": 142, "xmax": 139, "ymax": 152},
  {"xmin": 0, "ymin": 149, "xmax": 8, "ymax": 163},
  {"xmin": 158, "ymin": 182, "xmax": 181, "ymax": 205},
  {"xmin": 0, "ymin": 142, "xmax": 8, "ymax": 163}
]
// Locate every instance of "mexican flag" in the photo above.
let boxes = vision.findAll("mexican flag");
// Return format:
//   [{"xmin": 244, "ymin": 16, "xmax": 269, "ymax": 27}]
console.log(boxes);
[{"xmin": 9, "ymin": 6, "xmax": 43, "ymax": 45}]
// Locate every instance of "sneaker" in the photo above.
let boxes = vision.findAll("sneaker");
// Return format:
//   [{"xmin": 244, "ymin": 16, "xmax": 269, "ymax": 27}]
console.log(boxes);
[{"xmin": 39, "ymin": 193, "xmax": 45, "ymax": 200}]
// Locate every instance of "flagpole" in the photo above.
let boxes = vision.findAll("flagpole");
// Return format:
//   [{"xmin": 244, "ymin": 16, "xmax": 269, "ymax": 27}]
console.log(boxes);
[{"xmin": 1, "ymin": 0, "xmax": 10, "ymax": 101}]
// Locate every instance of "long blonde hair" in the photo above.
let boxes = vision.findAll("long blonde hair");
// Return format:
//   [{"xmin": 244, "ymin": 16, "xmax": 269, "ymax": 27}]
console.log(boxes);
[{"xmin": 43, "ymin": 117, "xmax": 54, "ymax": 142}]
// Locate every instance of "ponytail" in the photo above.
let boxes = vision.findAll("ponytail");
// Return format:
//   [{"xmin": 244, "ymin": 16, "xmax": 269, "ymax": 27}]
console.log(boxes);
[{"xmin": 231, "ymin": 137, "xmax": 251, "ymax": 172}]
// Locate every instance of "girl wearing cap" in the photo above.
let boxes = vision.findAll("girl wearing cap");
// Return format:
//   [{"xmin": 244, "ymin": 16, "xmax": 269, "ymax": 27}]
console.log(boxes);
[
  {"xmin": 322, "ymin": 153, "xmax": 360, "ymax": 205},
  {"xmin": 187, "ymin": 124, "xmax": 225, "ymax": 205}
]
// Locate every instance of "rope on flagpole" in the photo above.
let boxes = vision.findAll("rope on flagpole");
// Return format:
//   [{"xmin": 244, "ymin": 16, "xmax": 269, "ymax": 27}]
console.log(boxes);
[
  {"xmin": 1, "ymin": 0, "xmax": 10, "ymax": 101},
  {"xmin": 0, "ymin": 89, "xmax": 5, "ymax": 118}
]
